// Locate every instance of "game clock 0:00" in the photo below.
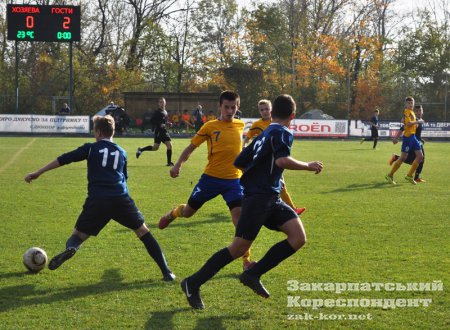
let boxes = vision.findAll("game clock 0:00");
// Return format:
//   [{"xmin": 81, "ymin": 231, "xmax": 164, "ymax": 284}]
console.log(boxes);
[{"xmin": 7, "ymin": 4, "xmax": 81, "ymax": 42}]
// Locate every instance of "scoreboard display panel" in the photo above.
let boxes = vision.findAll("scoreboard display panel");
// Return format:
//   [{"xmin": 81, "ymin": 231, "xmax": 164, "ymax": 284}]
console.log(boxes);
[{"xmin": 7, "ymin": 4, "xmax": 81, "ymax": 42}]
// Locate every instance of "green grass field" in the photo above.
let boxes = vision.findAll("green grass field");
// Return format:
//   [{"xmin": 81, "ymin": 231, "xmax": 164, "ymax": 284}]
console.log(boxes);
[{"xmin": 0, "ymin": 137, "xmax": 449, "ymax": 329}]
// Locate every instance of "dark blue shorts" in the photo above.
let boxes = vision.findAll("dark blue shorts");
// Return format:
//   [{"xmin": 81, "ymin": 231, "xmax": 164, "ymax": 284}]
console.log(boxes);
[
  {"xmin": 188, "ymin": 174, "xmax": 243, "ymax": 210},
  {"xmin": 235, "ymin": 194, "xmax": 298, "ymax": 241},
  {"xmin": 75, "ymin": 196, "xmax": 145, "ymax": 236}
]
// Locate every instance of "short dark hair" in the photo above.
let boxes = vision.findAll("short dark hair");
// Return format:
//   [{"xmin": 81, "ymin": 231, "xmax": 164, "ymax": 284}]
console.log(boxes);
[
  {"xmin": 219, "ymin": 90, "xmax": 240, "ymax": 106},
  {"xmin": 93, "ymin": 115, "xmax": 115, "ymax": 137},
  {"xmin": 272, "ymin": 94, "xmax": 296, "ymax": 120}
]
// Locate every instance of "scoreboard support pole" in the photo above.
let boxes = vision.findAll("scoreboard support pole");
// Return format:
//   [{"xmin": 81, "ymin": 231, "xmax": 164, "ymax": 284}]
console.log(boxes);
[
  {"xmin": 15, "ymin": 40, "xmax": 19, "ymax": 114},
  {"xmin": 69, "ymin": 41, "xmax": 73, "ymax": 112}
]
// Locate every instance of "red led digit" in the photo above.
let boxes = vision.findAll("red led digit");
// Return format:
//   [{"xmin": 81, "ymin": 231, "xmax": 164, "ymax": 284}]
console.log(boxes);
[
  {"xmin": 26, "ymin": 16, "xmax": 34, "ymax": 29},
  {"xmin": 63, "ymin": 17, "xmax": 70, "ymax": 29}
]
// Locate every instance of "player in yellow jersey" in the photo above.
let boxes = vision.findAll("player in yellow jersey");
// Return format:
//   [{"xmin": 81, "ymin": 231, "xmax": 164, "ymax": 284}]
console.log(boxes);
[
  {"xmin": 243, "ymin": 99, "xmax": 306, "ymax": 216},
  {"xmin": 385, "ymin": 96, "xmax": 424, "ymax": 185},
  {"xmin": 159, "ymin": 90, "xmax": 254, "ymax": 270}
]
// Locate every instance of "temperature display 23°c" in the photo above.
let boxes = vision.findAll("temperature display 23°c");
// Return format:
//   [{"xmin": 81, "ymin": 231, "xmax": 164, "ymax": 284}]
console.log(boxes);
[{"xmin": 7, "ymin": 4, "xmax": 81, "ymax": 42}]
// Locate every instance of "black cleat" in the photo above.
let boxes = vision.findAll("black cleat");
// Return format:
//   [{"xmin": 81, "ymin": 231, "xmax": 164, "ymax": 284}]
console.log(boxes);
[
  {"xmin": 181, "ymin": 278, "xmax": 205, "ymax": 309},
  {"xmin": 239, "ymin": 272, "xmax": 270, "ymax": 298},
  {"xmin": 162, "ymin": 272, "xmax": 176, "ymax": 282},
  {"xmin": 136, "ymin": 147, "xmax": 142, "ymax": 159},
  {"xmin": 167, "ymin": 162, "xmax": 174, "ymax": 166},
  {"xmin": 48, "ymin": 247, "xmax": 76, "ymax": 270}
]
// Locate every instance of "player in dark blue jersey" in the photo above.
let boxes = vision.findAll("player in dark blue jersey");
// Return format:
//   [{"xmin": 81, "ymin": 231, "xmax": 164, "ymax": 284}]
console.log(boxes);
[
  {"xmin": 180, "ymin": 94, "xmax": 323, "ymax": 309},
  {"xmin": 24, "ymin": 115, "xmax": 175, "ymax": 281}
]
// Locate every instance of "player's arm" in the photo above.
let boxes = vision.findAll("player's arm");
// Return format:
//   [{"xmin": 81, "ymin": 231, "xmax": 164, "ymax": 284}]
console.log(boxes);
[
  {"xmin": 170, "ymin": 143, "xmax": 197, "ymax": 178},
  {"xmin": 24, "ymin": 159, "xmax": 61, "ymax": 183},
  {"xmin": 275, "ymin": 156, "xmax": 323, "ymax": 174}
]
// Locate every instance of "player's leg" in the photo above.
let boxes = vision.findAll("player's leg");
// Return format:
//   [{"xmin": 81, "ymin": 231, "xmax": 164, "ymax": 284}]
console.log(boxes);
[
  {"xmin": 48, "ymin": 198, "xmax": 103, "ymax": 270},
  {"xmin": 241, "ymin": 201, "xmax": 300, "ymax": 298},
  {"xmin": 222, "ymin": 180, "xmax": 253, "ymax": 269},
  {"xmin": 229, "ymin": 204, "xmax": 254, "ymax": 270},
  {"xmin": 160, "ymin": 174, "xmax": 219, "ymax": 228},
  {"xmin": 114, "ymin": 196, "xmax": 174, "ymax": 281},
  {"xmin": 136, "ymin": 133, "xmax": 161, "ymax": 158},
  {"xmin": 280, "ymin": 181, "xmax": 305, "ymax": 216},
  {"xmin": 182, "ymin": 236, "xmax": 253, "ymax": 309},
  {"xmin": 49, "ymin": 228, "xmax": 88, "ymax": 270},
  {"xmin": 404, "ymin": 150, "xmax": 415, "ymax": 165},
  {"xmin": 405, "ymin": 147, "xmax": 423, "ymax": 184},
  {"xmin": 386, "ymin": 139, "xmax": 408, "ymax": 183},
  {"xmin": 415, "ymin": 146, "xmax": 425, "ymax": 182},
  {"xmin": 182, "ymin": 195, "xmax": 265, "ymax": 308},
  {"xmin": 163, "ymin": 140, "xmax": 174, "ymax": 166},
  {"xmin": 134, "ymin": 224, "xmax": 175, "ymax": 281},
  {"xmin": 372, "ymin": 128, "xmax": 379, "ymax": 149},
  {"xmin": 159, "ymin": 203, "xmax": 198, "ymax": 229}
]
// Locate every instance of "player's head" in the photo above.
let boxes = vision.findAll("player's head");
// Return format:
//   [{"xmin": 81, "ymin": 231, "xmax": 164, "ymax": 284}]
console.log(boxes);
[
  {"xmin": 219, "ymin": 90, "xmax": 240, "ymax": 122},
  {"xmin": 158, "ymin": 97, "xmax": 166, "ymax": 109},
  {"xmin": 374, "ymin": 109, "xmax": 380, "ymax": 114},
  {"xmin": 405, "ymin": 96, "xmax": 415, "ymax": 109},
  {"xmin": 414, "ymin": 104, "xmax": 423, "ymax": 118},
  {"xmin": 93, "ymin": 115, "xmax": 115, "ymax": 139},
  {"xmin": 272, "ymin": 94, "xmax": 296, "ymax": 120},
  {"xmin": 258, "ymin": 99, "xmax": 272, "ymax": 120}
]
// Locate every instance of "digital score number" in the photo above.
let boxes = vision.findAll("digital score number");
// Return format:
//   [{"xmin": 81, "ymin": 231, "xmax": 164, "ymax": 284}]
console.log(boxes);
[{"xmin": 7, "ymin": 4, "xmax": 81, "ymax": 42}]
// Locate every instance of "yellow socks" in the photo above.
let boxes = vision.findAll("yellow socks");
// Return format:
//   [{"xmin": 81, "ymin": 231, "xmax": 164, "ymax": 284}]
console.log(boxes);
[
  {"xmin": 242, "ymin": 249, "xmax": 251, "ymax": 262},
  {"xmin": 172, "ymin": 204, "xmax": 186, "ymax": 218},
  {"xmin": 280, "ymin": 187, "xmax": 296, "ymax": 209}
]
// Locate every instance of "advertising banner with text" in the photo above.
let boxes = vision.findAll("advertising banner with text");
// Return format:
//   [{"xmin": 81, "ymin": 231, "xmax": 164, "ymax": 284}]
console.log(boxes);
[
  {"xmin": 0, "ymin": 114, "xmax": 90, "ymax": 134},
  {"xmin": 351, "ymin": 120, "xmax": 450, "ymax": 138},
  {"xmin": 243, "ymin": 118, "xmax": 348, "ymax": 138}
]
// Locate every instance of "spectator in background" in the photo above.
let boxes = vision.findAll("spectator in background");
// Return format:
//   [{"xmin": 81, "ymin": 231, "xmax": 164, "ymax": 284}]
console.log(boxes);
[
  {"xmin": 193, "ymin": 105, "xmax": 204, "ymax": 132},
  {"xmin": 182, "ymin": 110, "xmax": 193, "ymax": 133},
  {"xmin": 59, "ymin": 103, "xmax": 71, "ymax": 115},
  {"xmin": 171, "ymin": 110, "xmax": 181, "ymax": 133}
]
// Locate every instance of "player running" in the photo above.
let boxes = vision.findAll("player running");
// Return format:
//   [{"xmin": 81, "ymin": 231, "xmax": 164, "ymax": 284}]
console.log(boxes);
[
  {"xmin": 158, "ymin": 90, "xmax": 255, "ymax": 270},
  {"xmin": 136, "ymin": 97, "xmax": 174, "ymax": 166},
  {"xmin": 180, "ymin": 94, "xmax": 323, "ymax": 309}
]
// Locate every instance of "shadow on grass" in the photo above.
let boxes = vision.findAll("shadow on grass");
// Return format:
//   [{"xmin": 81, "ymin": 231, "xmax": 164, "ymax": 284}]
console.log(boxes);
[
  {"xmin": 115, "ymin": 212, "xmax": 231, "ymax": 233},
  {"xmin": 145, "ymin": 308, "xmax": 250, "ymax": 329},
  {"xmin": 323, "ymin": 182, "xmax": 399, "ymax": 193},
  {"xmin": 0, "ymin": 268, "xmax": 169, "ymax": 313}
]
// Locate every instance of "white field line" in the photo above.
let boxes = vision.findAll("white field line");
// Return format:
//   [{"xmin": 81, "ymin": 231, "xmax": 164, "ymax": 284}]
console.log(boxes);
[{"xmin": 0, "ymin": 138, "xmax": 37, "ymax": 174}]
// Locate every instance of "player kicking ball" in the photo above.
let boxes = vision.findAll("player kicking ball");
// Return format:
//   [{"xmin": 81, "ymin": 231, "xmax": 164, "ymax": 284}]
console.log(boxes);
[
  {"xmin": 180, "ymin": 94, "xmax": 323, "ymax": 309},
  {"xmin": 24, "ymin": 115, "xmax": 175, "ymax": 281}
]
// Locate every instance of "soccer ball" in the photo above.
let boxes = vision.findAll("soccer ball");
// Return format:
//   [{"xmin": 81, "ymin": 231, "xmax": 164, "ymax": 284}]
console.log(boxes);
[{"xmin": 23, "ymin": 247, "xmax": 48, "ymax": 273}]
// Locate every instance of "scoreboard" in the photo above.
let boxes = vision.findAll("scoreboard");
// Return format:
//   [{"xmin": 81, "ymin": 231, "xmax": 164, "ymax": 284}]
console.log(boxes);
[{"xmin": 7, "ymin": 4, "xmax": 81, "ymax": 42}]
